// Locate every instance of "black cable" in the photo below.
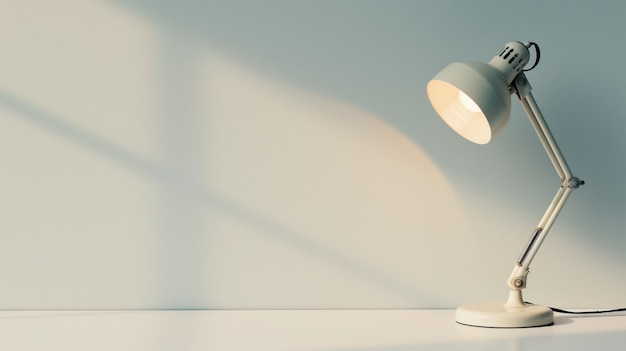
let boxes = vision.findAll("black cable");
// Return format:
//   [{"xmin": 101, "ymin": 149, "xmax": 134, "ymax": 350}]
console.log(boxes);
[
  {"xmin": 526, "ymin": 302, "xmax": 626, "ymax": 315},
  {"xmin": 549, "ymin": 306, "xmax": 626, "ymax": 315},
  {"xmin": 523, "ymin": 42, "xmax": 541, "ymax": 72}
]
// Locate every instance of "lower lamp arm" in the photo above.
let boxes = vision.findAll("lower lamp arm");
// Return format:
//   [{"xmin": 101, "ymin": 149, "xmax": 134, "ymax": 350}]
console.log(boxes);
[{"xmin": 507, "ymin": 184, "xmax": 574, "ymax": 291}]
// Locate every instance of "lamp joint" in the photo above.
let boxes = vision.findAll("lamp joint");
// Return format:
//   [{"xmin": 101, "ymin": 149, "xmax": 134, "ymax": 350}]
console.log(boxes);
[
  {"xmin": 512, "ymin": 72, "xmax": 532, "ymax": 99},
  {"xmin": 567, "ymin": 177, "xmax": 585, "ymax": 189},
  {"xmin": 507, "ymin": 264, "xmax": 529, "ymax": 291}
]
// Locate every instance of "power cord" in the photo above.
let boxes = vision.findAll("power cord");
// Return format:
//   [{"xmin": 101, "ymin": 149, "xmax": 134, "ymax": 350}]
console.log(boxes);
[
  {"xmin": 526, "ymin": 302, "xmax": 626, "ymax": 315},
  {"xmin": 523, "ymin": 42, "xmax": 541, "ymax": 72}
]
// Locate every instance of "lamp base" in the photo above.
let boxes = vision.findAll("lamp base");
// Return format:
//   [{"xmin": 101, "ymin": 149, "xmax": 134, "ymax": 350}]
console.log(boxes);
[{"xmin": 456, "ymin": 301, "xmax": 553, "ymax": 328}]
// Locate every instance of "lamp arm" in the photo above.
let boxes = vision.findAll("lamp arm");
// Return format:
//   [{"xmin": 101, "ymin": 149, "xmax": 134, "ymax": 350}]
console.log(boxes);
[{"xmin": 505, "ymin": 74, "xmax": 584, "ymax": 292}]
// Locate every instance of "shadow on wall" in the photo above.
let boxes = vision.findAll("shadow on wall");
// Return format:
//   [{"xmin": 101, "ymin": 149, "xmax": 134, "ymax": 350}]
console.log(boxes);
[
  {"xmin": 0, "ymin": 44, "xmax": 467, "ymax": 307},
  {"xmin": 0, "ymin": 0, "xmax": 475, "ymax": 310}
]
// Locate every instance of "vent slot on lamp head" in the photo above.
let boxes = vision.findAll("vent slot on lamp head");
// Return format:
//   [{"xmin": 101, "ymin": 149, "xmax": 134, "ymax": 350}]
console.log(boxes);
[{"xmin": 497, "ymin": 45, "xmax": 525, "ymax": 73}]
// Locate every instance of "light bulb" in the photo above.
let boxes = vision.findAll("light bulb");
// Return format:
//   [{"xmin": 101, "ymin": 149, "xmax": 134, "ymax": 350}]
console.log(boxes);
[{"xmin": 458, "ymin": 90, "xmax": 482, "ymax": 113}]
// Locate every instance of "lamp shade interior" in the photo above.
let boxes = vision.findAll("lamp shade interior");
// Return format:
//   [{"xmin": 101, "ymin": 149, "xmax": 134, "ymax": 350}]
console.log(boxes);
[{"xmin": 427, "ymin": 62, "xmax": 512, "ymax": 144}]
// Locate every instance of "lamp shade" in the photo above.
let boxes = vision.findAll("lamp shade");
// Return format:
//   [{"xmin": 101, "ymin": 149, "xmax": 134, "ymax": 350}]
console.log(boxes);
[
  {"xmin": 427, "ymin": 41, "xmax": 532, "ymax": 144},
  {"xmin": 427, "ymin": 62, "xmax": 511, "ymax": 144}
]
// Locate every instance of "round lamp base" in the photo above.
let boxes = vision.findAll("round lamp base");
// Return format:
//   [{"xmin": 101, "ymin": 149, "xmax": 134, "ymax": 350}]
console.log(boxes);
[{"xmin": 456, "ymin": 301, "xmax": 554, "ymax": 328}]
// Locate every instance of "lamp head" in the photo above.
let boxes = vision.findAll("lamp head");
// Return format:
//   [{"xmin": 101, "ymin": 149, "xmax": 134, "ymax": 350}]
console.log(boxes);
[{"xmin": 427, "ymin": 41, "xmax": 532, "ymax": 144}]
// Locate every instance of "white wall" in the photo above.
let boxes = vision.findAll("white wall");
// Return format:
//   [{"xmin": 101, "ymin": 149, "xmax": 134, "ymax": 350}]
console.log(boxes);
[{"xmin": 0, "ymin": 0, "xmax": 624, "ymax": 309}]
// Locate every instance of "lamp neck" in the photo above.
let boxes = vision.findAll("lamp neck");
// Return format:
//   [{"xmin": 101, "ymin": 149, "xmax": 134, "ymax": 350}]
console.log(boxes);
[{"xmin": 488, "ymin": 41, "xmax": 531, "ymax": 85}]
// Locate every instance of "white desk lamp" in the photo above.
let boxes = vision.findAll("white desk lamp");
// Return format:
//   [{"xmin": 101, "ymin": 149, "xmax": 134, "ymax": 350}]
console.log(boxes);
[{"xmin": 427, "ymin": 41, "xmax": 584, "ymax": 328}]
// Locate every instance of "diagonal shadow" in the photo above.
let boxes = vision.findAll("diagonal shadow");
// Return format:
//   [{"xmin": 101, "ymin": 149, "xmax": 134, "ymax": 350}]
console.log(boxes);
[{"xmin": 0, "ymin": 90, "xmax": 441, "ymax": 307}]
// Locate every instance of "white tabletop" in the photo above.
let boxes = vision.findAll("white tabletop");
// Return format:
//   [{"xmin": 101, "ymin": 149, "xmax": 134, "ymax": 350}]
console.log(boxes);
[{"xmin": 0, "ymin": 309, "xmax": 625, "ymax": 350}]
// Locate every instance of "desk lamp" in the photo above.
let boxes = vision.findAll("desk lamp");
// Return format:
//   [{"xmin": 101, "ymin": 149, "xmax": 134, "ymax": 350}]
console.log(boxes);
[{"xmin": 427, "ymin": 41, "xmax": 584, "ymax": 328}]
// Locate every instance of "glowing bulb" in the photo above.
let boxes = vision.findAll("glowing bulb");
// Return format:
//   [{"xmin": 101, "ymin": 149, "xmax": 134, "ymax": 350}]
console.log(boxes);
[{"xmin": 458, "ymin": 91, "xmax": 482, "ymax": 113}]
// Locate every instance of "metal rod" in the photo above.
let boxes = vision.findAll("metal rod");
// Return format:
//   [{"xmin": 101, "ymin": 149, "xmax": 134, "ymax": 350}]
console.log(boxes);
[
  {"xmin": 518, "ymin": 96, "xmax": 569, "ymax": 181},
  {"xmin": 517, "ymin": 185, "xmax": 574, "ymax": 270},
  {"xmin": 520, "ymin": 98, "xmax": 566, "ymax": 181}
]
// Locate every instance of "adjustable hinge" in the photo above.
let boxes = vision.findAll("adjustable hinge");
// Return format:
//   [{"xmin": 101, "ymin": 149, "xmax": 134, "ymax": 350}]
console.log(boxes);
[{"xmin": 567, "ymin": 177, "xmax": 585, "ymax": 189}]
